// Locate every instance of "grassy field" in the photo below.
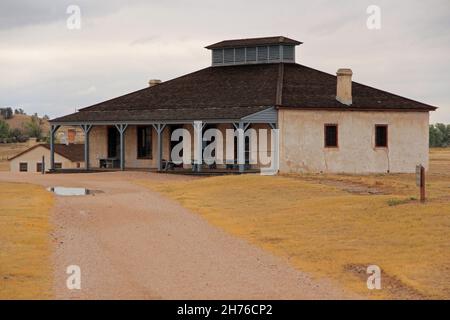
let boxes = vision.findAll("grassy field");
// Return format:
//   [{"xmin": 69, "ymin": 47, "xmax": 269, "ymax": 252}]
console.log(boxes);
[
  {"xmin": 138, "ymin": 148, "xmax": 450, "ymax": 299},
  {"xmin": 0, "ymin": 182, "xmax": 54, "ymax": 299}
]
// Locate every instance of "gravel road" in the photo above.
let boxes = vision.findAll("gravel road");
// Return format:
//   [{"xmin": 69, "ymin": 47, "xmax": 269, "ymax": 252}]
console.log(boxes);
[{"xmin": 0, "ymin": 171, "xmax": 356, "ymax": 299}]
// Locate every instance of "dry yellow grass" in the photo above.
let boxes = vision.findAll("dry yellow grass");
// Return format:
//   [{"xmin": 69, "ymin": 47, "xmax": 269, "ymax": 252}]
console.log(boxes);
[
  {"xmin": 0, "ymin": 142, "xmax": 30, "ymax": 171},
  {"xmin": 4, "ymin": 114, "xmax": 50, "ymax": 133},
  {"xmin": 0, "ymin": 142, "xmax": 29, "ymax": 158},
  {"xmin": 137, "ymin": 148, "xmax": 450, "ymax": 299},
  {"xmin": 0, "ymin": 182, "xmax": 54, "ymax": 299}
]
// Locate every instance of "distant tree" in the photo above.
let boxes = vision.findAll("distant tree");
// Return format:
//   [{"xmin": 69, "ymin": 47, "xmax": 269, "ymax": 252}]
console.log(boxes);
[
  {"xmin": 24, "ymin": 115, "xmax": 43, "ymax": 139},
  {"xmin": 0, "ymin": 119, "xmax": 9, "ymax": 139},
  {"xmin": 430, "ymin": 124, "xmax": 450, "ymax": 147},
  {"xmin": 8, "ymin": 127, "xmax": 27, "ymax": 142},
  {"xmin": 42, "ymin": 114, "xmax": 50, "ymax": 121},
  {"xmin": 435, "ymin": 123, "xmax": 450, "ymax": 146},
  {"xmin": 430, "ymin": 125, "xmax": 441, "ymax": 147},
  {"xmin": 42, "ymin": 131, "xmax": 51, "ymax": 143},
  {"xmin": 0, "ymin": 107, "xmax": 13, "ymax": 119},
  {"xmin": 14, "ymin": 108, "xmax": 25, "ymax": 115}
]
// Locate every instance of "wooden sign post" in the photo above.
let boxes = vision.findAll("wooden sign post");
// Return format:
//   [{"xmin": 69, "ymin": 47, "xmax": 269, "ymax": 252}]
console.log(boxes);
[{"xmin": 416, "ymin": 165, "xmax": 426, "ymax": 203}]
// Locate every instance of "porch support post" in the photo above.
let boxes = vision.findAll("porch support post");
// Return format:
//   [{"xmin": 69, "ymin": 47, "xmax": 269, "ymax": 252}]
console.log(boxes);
[
  {"xmin": 152, "ymin": 123, "xmax": 166, "ymax": 171},
  {"xmin": 49, "ymin": 125, "xmax": 60, "ymax": 171},
  {"xmin": 238, "ymin": 122, "xmax": 245, "ymax": 173},
  {"xmin": 115, "ymin": 124, "xmax": 128, "ymax": 171},
  {"xmin": 80, "ymin": 124, "xmax": 93, "ymax": 170}
]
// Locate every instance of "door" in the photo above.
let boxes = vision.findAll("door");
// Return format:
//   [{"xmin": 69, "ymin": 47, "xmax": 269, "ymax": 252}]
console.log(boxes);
[{"xmin": 107, "ymin": 127, "xmax": 120, "ymax": 158}]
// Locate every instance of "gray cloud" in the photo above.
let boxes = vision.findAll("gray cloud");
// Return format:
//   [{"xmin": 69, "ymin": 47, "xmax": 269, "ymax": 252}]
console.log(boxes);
[
  {"xmin": 0, "ymin": 0, "xmax": 449, "ymax": 123},
  {"xmin": 0, "ymin": 0, "xmax": 147, "ymax": 30}
]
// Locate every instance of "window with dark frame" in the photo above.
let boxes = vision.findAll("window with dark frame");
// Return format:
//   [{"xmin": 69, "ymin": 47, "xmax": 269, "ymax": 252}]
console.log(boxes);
[
  {"xmin": 19, "ymin": 162, "xmax": 28, "ymax": 172},
  {"xmin": 36, "ymin": 162, "xmax": 42, "ymax": 172},
  {"xmin": 324, "ymin": 124, "xmax": 338, "ymax": 147},
  {"xmin": 375, "ymin": 125, "xmax": 388, "ymax": 147},
  {"xmin": 137, "ymin": 126, "xmax": 152, "ymax": 159},
  {"xmin": 54, "ymin": 163, "xmax": 62, "ymax": 169}
]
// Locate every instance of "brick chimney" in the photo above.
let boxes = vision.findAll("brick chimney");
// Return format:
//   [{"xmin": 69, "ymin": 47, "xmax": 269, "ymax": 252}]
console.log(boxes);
[
  {"xmin": 148, "ymin": 79, "xmax": 161, "ymax": 87},
  {"xmin": 336, "ymin": 68, "xmax": 353, "ymax": 105}
]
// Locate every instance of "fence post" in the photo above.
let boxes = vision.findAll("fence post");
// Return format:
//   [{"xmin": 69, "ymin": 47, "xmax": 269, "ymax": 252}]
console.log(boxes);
[{"xmin": 416, "ymin": 164, "xmax": 426, "ymax": 203}]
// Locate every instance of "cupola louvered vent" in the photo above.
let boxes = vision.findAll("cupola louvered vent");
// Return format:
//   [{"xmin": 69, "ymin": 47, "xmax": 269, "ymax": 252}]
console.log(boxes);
[
  {"xmin": 269, "ymin": 45, "xmax": 280, "ymax": 60},
  {"xmin": 212, "ymin": 49, "xmax": 223, "ymax": 64},
  {"xmin": 224, "ymin": 48, "xmax": 234, "ymax": 63},
  {"xmin": 283, "ymin": 45, "xmax": 295, "ymax": 61},
  {"xmin": 246, "ymin": 47, "xmax": 257, "ymax": 62},
  {"xmin": 235, "ymin": 48, "xmax": 246, "ymax": 62},
  {"xmin": 206, "ymin": 36, "xmax": 302, "ymax": 67},
  {"xmin": 257, "ymin": 46, "xmax": 268, "ymax": 62}
]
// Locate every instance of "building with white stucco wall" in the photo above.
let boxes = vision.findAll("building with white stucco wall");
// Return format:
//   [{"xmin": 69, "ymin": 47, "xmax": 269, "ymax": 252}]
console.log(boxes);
[
  {"xmin": 48, "ymin": 36, "xmax": 437, "ymax": 174},
  {"xmin": 9, "ymin": 144, "xmax": 84, "ymax": 173}
]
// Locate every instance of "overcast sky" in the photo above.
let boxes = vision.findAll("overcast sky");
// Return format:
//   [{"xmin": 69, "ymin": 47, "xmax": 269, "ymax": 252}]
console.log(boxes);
[{"xmin": 1, "ymin": 0, "xmax": 449, "ymax": 123}]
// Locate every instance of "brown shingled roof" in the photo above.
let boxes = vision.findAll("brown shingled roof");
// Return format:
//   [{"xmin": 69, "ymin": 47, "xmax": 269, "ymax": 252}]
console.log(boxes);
[
  {"xmin": 205, "ymin": 36, "xmax": 302, "ymax": 49},
  {"xmin": 281, "ymin": 64, "xmax": 437, "ymax": 110},
  {"xmin": 51, "ymin": 63, "xmax": 437, "ymax": 124},
  {"xmin": 9, "ymin": 144, "xmax": 85, "ymax": 162}
]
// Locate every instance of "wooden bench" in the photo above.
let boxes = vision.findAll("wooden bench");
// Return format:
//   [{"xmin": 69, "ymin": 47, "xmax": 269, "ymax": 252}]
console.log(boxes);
[{"xmin": 99, "ymin": 158, "xmax": 120, "ymax": 169}]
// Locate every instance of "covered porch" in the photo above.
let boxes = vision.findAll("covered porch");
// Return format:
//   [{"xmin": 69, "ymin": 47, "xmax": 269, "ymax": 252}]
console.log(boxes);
[{"xmin": 48, "ymin": 109, "xmax": 278, "ymax": 174}]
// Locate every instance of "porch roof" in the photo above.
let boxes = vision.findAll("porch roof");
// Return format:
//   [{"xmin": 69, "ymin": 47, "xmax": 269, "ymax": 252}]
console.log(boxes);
[{"xmin": 50, "ymin": 106, "xmax": 272, "ymax": 124}]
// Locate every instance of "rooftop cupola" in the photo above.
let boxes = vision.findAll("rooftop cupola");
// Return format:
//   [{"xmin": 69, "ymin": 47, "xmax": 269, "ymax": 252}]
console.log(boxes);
[{"xmin": 205, "ymin": 36, "xmax": 302, "ymax": 67}]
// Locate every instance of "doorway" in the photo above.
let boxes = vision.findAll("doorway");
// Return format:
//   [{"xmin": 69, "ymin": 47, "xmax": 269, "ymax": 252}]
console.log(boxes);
[{"xmin": 107, "ymin": 127, "xmax": 120, "ymax": 158}]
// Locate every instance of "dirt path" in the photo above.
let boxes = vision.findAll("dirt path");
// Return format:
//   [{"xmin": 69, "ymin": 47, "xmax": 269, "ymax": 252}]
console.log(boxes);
[{"xmin": 0, "ymin": 171, "xmax": 356, "ymax": 299}]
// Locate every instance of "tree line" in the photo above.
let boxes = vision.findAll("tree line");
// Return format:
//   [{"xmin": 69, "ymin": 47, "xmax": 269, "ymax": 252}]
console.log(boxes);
[
  {"xmin": 0, "ymin": 107, "xmax": 27, "ymax": 119},
  {"xmin": 430, "ymin": 124, "xmax": 450, "ymax": 147}
]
